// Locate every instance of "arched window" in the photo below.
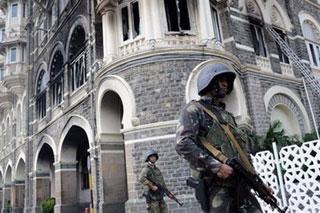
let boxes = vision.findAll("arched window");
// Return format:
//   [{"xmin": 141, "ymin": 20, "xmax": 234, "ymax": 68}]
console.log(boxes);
[
  {"xmin": 302, "ymin": 20, "xmax": 320, "ymax": 67},
  {"xmin": 50, "ymin": 51, "xmax": 64, "ymax": 106},
  {"xmin": 69, "ymin": 25, "xmax": 87, "ymax": 91},
  {"xmin": 271, "ymin": 104, "xmax": 301, "ymax": 137},
  {"xmin": 36, "ymin": 70, "xmax": 49, "ymax": 118}
]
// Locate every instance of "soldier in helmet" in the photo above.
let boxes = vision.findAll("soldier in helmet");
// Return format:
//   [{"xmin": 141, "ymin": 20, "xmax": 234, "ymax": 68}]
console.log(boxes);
[
  {"xmin": 139, "ymin": 149, "xmax": 169, "ymax": 213},
  {"xmin": 176, "ymin": 63, "xmax": 263, "ymax": 212}
]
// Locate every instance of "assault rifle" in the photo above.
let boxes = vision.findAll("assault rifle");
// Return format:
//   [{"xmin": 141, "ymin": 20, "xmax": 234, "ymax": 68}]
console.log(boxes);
[
  {"xmin": 227, "ymin": 158, "xmax": 288, "ymax": 213},
  {"xmin": 144, "ymin": 177, "xmax": 183, "ymax": 206}
]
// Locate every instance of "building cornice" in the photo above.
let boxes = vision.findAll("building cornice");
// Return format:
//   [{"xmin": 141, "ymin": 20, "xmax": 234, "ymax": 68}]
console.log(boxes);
[
  {"xmin": 96, "ymin": 47, "xmax": 242, "ymax": 80},
  {"xmin": 241, "ymin": 63, "xmax": 302, "ymax": 84},
  {"xmin": 96, "ymin": 0, "xmax": 117, "ymax": 15},
  {"xmin": 304, "ymin": 0, "xmax": 320, "ymax": 9}
]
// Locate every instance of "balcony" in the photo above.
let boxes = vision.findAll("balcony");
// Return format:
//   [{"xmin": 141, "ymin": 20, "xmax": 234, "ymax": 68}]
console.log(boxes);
[
  {"xmin": 2, "ymin": 62, "xmax": 26, "ymax": 96},
  {"xmin": 311, "ymin": 66, "xmax": 320, "ymax": 79},
  {"xmin": 280, "ymin": 62, "xmax": 295, "ymax": 77},
  {"xmin": 0, "ymin": 86, "xmax": 14, "ymax": 110},
  {"xmin": 0, "ymin": 31, "xmax": 27, "ymax": 51},
  {"xmin": 118, "ymin": 34, "xmax": 204, "ymax": 57},
  {"xmin": 256, "ymin": 56, "xmax": 272, "ymax": 73}
]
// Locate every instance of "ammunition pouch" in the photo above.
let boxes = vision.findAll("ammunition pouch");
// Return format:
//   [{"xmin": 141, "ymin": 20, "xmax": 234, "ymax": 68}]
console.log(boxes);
[{"xmin": 186, "ymin": 177, "xmax": 210, "ymax": 212}]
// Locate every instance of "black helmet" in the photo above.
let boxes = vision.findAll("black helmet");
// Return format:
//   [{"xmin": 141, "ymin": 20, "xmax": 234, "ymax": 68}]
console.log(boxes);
[
  {"xmin": 144, "ymin": 149, "xmax": 159, "ymax": 162},
  {"xmin": 197, "ymin": 63, "xmax": 236, "ymax": 95}
]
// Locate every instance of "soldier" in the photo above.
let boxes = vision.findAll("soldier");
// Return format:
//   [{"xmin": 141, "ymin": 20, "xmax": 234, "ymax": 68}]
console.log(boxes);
[
  {"xmin": 175, "ymin": 63, "xmax": 263, "ymax": 213},
  {"xmin": 139, "ymin": 149, "xmax": 170, "ymax": 213}
]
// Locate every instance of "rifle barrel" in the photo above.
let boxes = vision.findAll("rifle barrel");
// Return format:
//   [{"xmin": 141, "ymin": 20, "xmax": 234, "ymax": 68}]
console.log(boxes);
[{"xmin": 145, "ymin": 177, "xmax": 183, "ymax": 206}]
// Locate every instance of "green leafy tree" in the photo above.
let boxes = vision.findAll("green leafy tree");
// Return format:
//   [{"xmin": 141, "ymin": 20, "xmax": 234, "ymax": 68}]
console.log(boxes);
[
  {"xmin": 40, "ymin": 198, "xmax": 55, "ymax": 213},
  {"xmin": 258, "ymin": 121, "xmax": 302, "ymax": 152},
  {"xmin": 302, "ymin": 128, "xmax": 320, "ymax": 142}
]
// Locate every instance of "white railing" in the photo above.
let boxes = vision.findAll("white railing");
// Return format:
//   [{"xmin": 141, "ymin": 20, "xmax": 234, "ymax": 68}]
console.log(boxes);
[
  {"xmin": 252, "ymin": 140, "xmax": 320, "ymax": 213},
  {"xmin": 119, "ymin": 37, "xmax": 147, "ymax": 57},
  {"xmin": 118, "ymin": 35, "xmax": 219, "ymax": 57},
  {"xmin": 280, "ymin": 63, "xmax": 295, "ymax": 77},
  {"xmin": 3, "ymin": 62, "xmax": 25, "ymax": 77},
  {"xmin": 256, "ymin": 56, "xmax": 272, "ymax": 73}
]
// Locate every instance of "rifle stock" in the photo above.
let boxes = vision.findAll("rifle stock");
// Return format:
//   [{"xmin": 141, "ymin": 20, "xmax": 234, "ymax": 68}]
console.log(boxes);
[
  {"xmin": 145, "ymin": 177, "xmax": 183, "ymax": 206},
  {"xmin": 227, "ymin": 158, "xmax": 288, "ymax": 213}
]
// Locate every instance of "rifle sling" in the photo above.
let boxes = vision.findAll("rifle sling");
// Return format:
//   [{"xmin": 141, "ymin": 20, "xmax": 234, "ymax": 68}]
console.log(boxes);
[
  {"xmin": 199, "ymin": 136, "xmax": 228, "ymax": 163},
  {"xmin": 195, "ymin": 102, "xmax": 256, "ymax": 174}
]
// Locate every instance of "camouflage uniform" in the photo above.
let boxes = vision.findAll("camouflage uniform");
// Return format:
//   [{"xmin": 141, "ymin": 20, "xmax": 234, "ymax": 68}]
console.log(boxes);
[
  {"xmin": 139, "ymin": 162, "xmax": 168, "ymax": 213},
  {"xmin": 176, "ymin": 96, "xmax": 262, "ymax": 213}
]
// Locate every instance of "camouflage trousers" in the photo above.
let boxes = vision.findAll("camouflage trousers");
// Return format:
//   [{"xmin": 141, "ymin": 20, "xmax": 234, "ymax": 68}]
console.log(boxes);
[
  {"xmin": 209, "ymin": 186, "xmax": 262, "ymax": 213},
  {"xmin": 147, "ymin": 199, "xmax": 168, "ymax": 213}
]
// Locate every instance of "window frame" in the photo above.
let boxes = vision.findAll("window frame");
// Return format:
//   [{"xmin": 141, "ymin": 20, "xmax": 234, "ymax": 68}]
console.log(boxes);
[
  {"xmin": 10, "ymin": 47, "xmax": 17, "ymax": 63},
  {"xmin": 50, "ymin": 51, "xmax": 64, "ymax": 107},
  {"xmin": 301, "ymin": 20, "xmax": 320, "ymax": 68},
  {"xmin": 119, "ymin": 0, "xmax": 141, "ymax": 43},
  {"xmin": 210, "ymin": 5, "xmax": 222, "ymax": 43},
  {"xmin": 273, "ymin": 27, "xmax": 290, "ymax": 64},
  {"xmin": 36, "ymin": 70, "xmax": 48, "ymax": 119},
  {"xmin": 307, "ymin": 41, "xmax": 320, "ymax": 67},
  {"xmin": 0, "ymin": 28, "xmax": 5, "ymax": 42},
  {"xmin": 22, "ymin": 3, "xmax": 26, "ymax": 17},
  {"xmin": 249, "ymin": 19, "xmax": 268, "ymax": 57},
  {"xmin": 11, "ymin": 3, "xmax": 18, "ymax": 18}
]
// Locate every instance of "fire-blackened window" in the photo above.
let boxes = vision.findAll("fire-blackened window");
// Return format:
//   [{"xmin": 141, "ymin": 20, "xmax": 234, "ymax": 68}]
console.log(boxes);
[
  {"xmin": 36, "ymin": 70, "xmax": 49, "ymax": 119},
  {"xmin": 50, "ymin": 51, "xmax": 64, "ymax": 106},
  {"xmin": 274, "ymin": 28, "xmax": 289, "ymax": 64},
  {"xmin": 249, "ymin": 19, "xmax": 267, "ymax": 57},
  {"xmin": 121, "ymin": 1, "xmax": 140, "ymax": 41},
  {"xmin": 164, "ymin": 0, "xmax": 190, "ymax": 32}
]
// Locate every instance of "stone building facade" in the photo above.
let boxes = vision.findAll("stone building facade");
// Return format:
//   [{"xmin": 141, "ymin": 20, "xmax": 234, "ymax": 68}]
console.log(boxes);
[{"xmin": 0, "ymin": 0, "xmax": 319, "ymax": 212}]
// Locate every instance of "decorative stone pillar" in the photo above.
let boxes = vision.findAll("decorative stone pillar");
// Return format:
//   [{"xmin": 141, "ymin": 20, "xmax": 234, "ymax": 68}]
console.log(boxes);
[
  {"xmin": 197, "ymin": 0, "xmax": 215, "ymax": 42},
  {"xmin": 101, "ymin": 6, "xmax": 118, "ymax": 63},
  {"xmin": 0, "ymin": 187, "xmax": 3, "ymax": 212},
  {"xmin": 141, "ymin": 0, "xmax": 154, "ymax": 40},
  {"xmin": 54, "ymin": 161, "xmax": 78, "ymax": 213},
  {"xmin": 99, "ymin": 133, "xmax": 127, "ymax": 213},
  {"xmin": 46, "ymin": 86, "xmax": 52, "ymax": 122},
  {"xmin": 149, "ymin": 0, "xmax": 162, "ymax": 40},
  {"xmin": 63, "ymin": 63, "xmax": 70, "ymax": 107},
  {"xmin": 12, "ymin": 180, "xmax": 25, "ymax": 213},
  {"xmin": 32, "ymin": 172, "xmax": 51, "ymax": 213},
  {"xmin": 87, "ymin": 147, "xmax": 100, "ymax": 213},
  {"xmin": 3, "ymin": 184, "xmax": 12, "ymax": 212}
]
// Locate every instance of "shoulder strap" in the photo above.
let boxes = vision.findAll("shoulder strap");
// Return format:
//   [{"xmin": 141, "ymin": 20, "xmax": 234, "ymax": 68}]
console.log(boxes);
[
  {"xmin": 194, "ymin": 102, "xmax": 256, "ymax": 174},
  {"xmin": 199, "ymin": 136, "xmax": 228, "ymax": 163}
]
